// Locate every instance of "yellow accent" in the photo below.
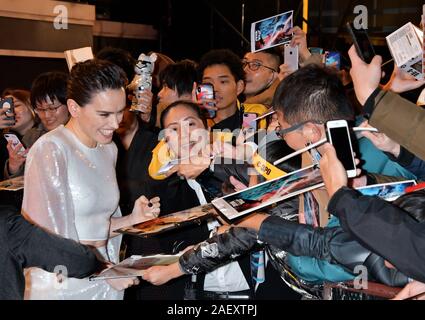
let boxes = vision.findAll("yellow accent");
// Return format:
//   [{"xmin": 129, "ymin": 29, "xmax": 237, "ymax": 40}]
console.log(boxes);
[
  {"xmin": 302, "ymin": 0, "xmax": 308, "ymax": 34},
  {"xmin": 148, "ymin": 101, "xmax": 269, "ymax": 180},
  {"xmin": 148, "ymin": 139, "xmax": 174, "ymax": 180},
  {"xmin": 252, "ymin": 153, "xmax": 287, "ymax": 180},
  {"xmin": 238, "ymin": 101, "xmax": 268, "ymax": 130}
]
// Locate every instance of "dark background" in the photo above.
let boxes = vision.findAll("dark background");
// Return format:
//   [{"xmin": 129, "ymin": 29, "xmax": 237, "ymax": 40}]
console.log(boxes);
[{"xmin": 0, "ymin": 0, "xmax": 423, "ymax": 92}]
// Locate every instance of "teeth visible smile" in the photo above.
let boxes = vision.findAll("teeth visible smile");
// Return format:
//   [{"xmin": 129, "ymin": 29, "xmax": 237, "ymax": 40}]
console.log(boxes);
[{"xmin": 100, "ymin": 130, "xmax": 113, "ymax": 136}]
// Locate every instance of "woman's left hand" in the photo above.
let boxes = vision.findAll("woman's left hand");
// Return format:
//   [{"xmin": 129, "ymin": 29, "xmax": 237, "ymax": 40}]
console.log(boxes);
[{"xmin": 130, "ymin": 196, "xmax": 160, "ymax": 225}]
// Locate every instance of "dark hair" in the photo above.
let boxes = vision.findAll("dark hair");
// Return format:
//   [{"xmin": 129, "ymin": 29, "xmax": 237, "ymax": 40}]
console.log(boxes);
[
  {"xmin": 198, "ymin": 49, "xmax": 245, "ymax": 83},
  {"xmin": 272, "ymin": 64, "xmax": 354, "ymax": 124},
  {"xmin": 261, "ymin": 47, "xmax": 283, "ymax": 69},
  {"xmin": 159, "ymin": 59, "xmax": 198, "ymax": 97},
  {"xmin": 30, "ymin": 71, "xmax": 68, "ymax": 108},
  {"xmin": 96, "ymin": 47, "xmax": 136, "ymax": 82},
  {"xmin": 262, "ymin": 139, "xmax": 300, "ymax": 173},
  {"xmin": 393, "ymin": 190, "xmax": 425, "ymax": 223},
  {"xmin": 160, "ymin": 100, "xmax": 207, "ymax": 129},
  {"xmin": 68, "ymin": 59, "xmax": 127, "ymax": 107}
]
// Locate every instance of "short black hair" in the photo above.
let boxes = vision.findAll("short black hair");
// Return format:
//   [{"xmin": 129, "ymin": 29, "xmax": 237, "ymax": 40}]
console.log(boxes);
[
  {"xmin": 198, "ymin": 49, "xmax": 245, "ymax": 83},
  {"xmin": 30, "ymin": 71, "xmax": 68, "ymax": 108},
  {"xmin": 159, "ymin": 59, "xmax": 198, "ymax": 97},
  {"xmin": 261, "ymin": 47, "xmax": 283, "ymax": 69},
  {"xmin": 68, "ymin": 59, "xmax": 127, "ymax": 107},
  {"xmin": 96, "ymin": 47, "xmax": 136, "ymax": 83},
  {"xmin": 272, "ymin": 64, "xmax": 354, "ymax": 124},
  {"xmin": 262, "ymin": 139, "xmax": 300, "ymax": 173},
  {"xmin": 393, "ymin": 189, "xmax": 425, "ymax": 223},
  {"xmin": 160, "ymin": 100, "xmax": 207, "ymax": 129}
]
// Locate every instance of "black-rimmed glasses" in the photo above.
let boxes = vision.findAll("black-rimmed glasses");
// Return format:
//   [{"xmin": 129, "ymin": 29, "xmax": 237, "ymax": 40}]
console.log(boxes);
[
  {"xmin": 242, "ymin": 60, "xmax": 277, "ymax": 73},
  {"xmin": 34, "ymin": 104, "xmax": 64, "ymax": 115},
  {"xmin": 275, "ymin": 120, "xmax": 323, "ymax": 139}
]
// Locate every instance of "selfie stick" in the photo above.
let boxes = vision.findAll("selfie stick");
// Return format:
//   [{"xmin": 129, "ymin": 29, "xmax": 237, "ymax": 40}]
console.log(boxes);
[{"xmin": 273, "ymin": 138, "xmax": 327, "ymax": 166}]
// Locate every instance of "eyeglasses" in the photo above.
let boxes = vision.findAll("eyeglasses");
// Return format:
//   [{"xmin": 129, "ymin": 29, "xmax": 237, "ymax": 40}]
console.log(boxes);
[
  {"xmin": 275, "ymin": 120, "xmax": 323, "ymax": 139},
  {"xmin": 242, "ymin": 60, "xmax": 277, "ymax": 73},
  {"xmin": 34, "ymin": 104, "xmax": 64, "ymax": 115}
]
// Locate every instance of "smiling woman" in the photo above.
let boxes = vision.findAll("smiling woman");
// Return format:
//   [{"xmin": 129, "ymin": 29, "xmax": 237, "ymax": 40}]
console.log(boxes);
[{"xmin": 22, "ymin": 59, "xmax": 161, "ymax": 300}]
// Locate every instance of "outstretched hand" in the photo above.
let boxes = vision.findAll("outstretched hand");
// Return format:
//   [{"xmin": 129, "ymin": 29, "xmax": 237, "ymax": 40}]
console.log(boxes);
[
  {"xmin": 130, "ymin": 196, "xmax": 160, "ymax": 225},
  {"xmin": 142, "ymin": 262, "xmax": 184, "ymax": 286},
  {"xmin": 383, "ymin": 65, "xmax": 425, "ymax": 94},
  {"xmin": 393, "ymin": 281, "xmax": 425, "ymax": 300},
  {"xmin": 358, "ymin": 120, "xmax": 400, "ymax": 157}
]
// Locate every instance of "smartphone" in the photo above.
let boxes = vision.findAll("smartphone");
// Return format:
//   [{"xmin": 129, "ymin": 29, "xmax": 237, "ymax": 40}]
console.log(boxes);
[
  {"xmin": 242, "ymin": 113, "xmax": 258, "ymax": 130},
  {"xmin": 324, "ymin": 51, "xmax": 341, "ymax": 70},
  {"xmin": 284, "ymin": 44, "xmax": 299, "ymax": 71},
  {"xmin": 346, "ymin": 22, "xmax": 376, "ymax": 64},
  {"xmin": 0, "ymin": 97, "xmax": 15, "ymax": 122},
  {"xmin": 326, "ymin": 120, "xmax": 357, "ymax": 178},
  {"xmin": 4, "ymin": 133, "xmax": 26, "ymax": 155},
  {"xmin": 196, "ymin": 83, "xmax": 216, "ymax": 119}
]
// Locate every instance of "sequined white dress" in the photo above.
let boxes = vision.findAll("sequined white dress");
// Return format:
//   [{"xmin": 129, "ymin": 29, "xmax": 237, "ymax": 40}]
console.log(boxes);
[{"xmin": 22, "ymin": 125, "xmax": 123, "ymax": 300}]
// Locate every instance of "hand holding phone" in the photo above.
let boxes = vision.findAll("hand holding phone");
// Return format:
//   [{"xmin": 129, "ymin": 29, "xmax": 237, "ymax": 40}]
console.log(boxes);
[
  {"xmin": 346, "ymin": 22, "xmax": 376, "ymax": 64},
  {"xmin": 326, "ymin": 120, "xmax": 357, "ymax": 178},
  {"xmin": 0, "ymin": 97, "xmax": 15, "ymax": 127},
  {"xmin": 4, "ymin": 133, "xmax": 26, "ymax": 156},
  {"xmin": 284, "ymin": 44, "xmax": 299, "ymax": 72},
  {"xmin": 196, "ymin": 84, "xmax": 216, "ymax": 119}
]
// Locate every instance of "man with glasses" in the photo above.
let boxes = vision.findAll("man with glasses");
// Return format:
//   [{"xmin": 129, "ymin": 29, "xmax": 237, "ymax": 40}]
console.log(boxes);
[
  {"xmin": 31, "ymin": 71, "xmax": 70, "ymax": 132},
  {"xmin": 242, "ymin": 48, "xmax": 283, "ymax": 106},
  {"xmin": 242, "ymin": 26, "xmax": 321, "ymax": 106}
]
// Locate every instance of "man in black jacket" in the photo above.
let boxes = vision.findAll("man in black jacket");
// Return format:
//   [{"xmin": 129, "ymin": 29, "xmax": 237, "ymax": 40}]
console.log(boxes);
[
  {"xmin": 320, "ymin": 142, "xmax": 425, "ymax": 284},
  {"xmin": 0, "ymin": 205, "xmax": 100, "ymax": 300}
]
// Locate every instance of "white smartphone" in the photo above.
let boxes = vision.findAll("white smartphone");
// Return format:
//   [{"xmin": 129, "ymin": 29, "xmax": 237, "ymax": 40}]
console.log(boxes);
[
  {"xmin": 4, "ymin": 133, "xmax": 26, "ymax": 155},
  {"xmin": 326, "ymin": 120, "xmax": 357, "ymax": 178},
  {"xmin": 284, "ymin": 44, "xmax": 299, "ymax": 72}
]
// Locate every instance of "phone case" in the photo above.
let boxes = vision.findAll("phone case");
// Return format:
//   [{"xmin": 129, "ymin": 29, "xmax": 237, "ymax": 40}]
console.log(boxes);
[
  {"xmin": 346, "ymin": 22, "xmax": 375, "ymax": 63},
  {"xmin": 4, "ymin": 134, "xmax": 25, "ymax": 154},
  {"xmin": 284, "ymin": 45, "xmax": 299, "ymax": 71},
  {"xmin": 242, "ymin": 113, "xmax": 258, "ymax": 130},
  {"xmin": 196, "ymin": 84, "xmax": 216, "ymax": 118},
  {"xmin": 326, "ymin": 121, "xmax": 356, "ymax": 177},
  {"xmin": 0, "ymin": 98, "xmax": 15, "ymax": 121}
]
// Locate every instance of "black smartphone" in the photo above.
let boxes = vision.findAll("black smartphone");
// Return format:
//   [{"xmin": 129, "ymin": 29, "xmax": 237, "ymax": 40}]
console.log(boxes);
[
  {"xmin": 326, "ymin": 120, "xmax": 357, "ymax": 178},
  {"xmin": 0, "ymin": 97, "xmax": 15, "ymax": 122},
  {"xmin": 196, "ymin": 83, "xmax": 216, "ymax": 119},
  {"xmin": 346, "ymin": 22, "xmax": 376, "ymax": 64}
]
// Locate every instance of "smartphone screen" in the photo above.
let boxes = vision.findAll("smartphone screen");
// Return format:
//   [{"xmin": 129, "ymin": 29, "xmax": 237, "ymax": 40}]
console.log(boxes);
[
  {"xmin": 328, "ymin": 126, "xmax": 356, "ymax": 172},
  {"xmin": 324, "ymin": 51, "xmax": 341, "ymax": 70},
  {"xmin": 196, "ymin": 84, "xmax": 216, "ymax": 118},
  {"xmin": 346, "ymin": 22, "xmax": 375, "ymax": 63}
]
